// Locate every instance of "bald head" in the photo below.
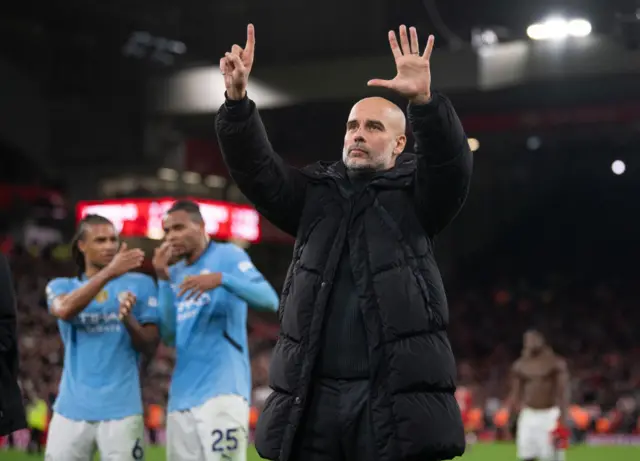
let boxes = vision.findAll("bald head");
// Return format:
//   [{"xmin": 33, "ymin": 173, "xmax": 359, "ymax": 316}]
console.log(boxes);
[{"xmin": 342, "ymin": 97, "xmax": 408, "ymax": 172}]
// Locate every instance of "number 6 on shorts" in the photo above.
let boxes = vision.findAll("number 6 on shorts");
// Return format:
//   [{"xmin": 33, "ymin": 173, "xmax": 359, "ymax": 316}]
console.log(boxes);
[
  {"xmin": 211, "ymin": 428, "xmax": 239, "ymax": 452},
  {"xmin": 132, "ymin": 438, "xmax": 144, "ymax": 460}
]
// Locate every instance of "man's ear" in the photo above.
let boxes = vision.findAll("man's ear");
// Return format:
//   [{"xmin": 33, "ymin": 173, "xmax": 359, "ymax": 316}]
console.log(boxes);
[{"xmin": 393, "ymin": 134, "xmax": 407, "ymax": 155}]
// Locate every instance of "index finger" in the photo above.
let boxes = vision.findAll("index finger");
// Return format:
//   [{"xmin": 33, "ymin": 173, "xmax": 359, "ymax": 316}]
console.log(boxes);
[{"xmin": 245, "ymin": 24, "xmax": 255, "ymax": 59}]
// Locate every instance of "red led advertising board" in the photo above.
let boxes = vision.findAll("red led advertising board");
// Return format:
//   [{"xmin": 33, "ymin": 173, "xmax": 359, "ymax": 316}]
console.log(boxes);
[{"xmin": 76, "ymin": 198, "xmax": 261, "ymax": 243}]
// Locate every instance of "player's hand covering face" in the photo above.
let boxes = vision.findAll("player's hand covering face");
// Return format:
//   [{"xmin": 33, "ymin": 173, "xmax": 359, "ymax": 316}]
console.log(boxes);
[{"xmin": 368, "ymin": 25, "xmax": 435, "ymax": 104}]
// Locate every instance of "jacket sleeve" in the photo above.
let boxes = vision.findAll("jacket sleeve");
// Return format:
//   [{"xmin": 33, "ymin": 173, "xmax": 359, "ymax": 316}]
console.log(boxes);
[
  {"xmin": 408, "ymin": 92, "xmax": 473, "ymax": 236},
  {"xmin": 215, "ymin": 95, "xmax": 308, "ymax": 237},
  {"xmin": 0, "ymin": 253, "xmax": 17, "ymax": 352}
]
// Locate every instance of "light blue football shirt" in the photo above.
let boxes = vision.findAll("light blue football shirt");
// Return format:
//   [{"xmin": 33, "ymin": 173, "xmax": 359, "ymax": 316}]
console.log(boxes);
[
  {"xmin": 45, "ymin": 272, "xmax": 159, "ymax": 421},
  {"xmin": 166, "ymin": 242, "xmax": 264, "ymax": 412}
]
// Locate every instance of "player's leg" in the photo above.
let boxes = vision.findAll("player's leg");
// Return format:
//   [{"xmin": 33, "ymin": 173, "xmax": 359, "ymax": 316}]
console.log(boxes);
[
  {"xmin": 516, "ymin": 409, "xmax": 539, "ymax": 461},
  {"xmin": 167, "ymin": 409, "xmax": 205, "ymax": 461},
  {"xmin": 193, "ymin": 394, "xmax": 250, "ymax": 461},
  {"xmin": 44, "ymin": 413, "xmax": 97, "ymax": 461},
  {"xmin": 96, "ymin": 414, "xmax": 145, "ymax": 461}
]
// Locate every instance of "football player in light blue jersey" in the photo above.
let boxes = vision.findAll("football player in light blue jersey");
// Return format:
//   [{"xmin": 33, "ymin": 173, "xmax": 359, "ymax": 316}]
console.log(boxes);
[
  {"xmin": 44, "ymin": 214, "xmax": 160, "ymax": 461},
  {"xmin": 152, "ymin": 200, "xmax": 278, "ymax": 461}
]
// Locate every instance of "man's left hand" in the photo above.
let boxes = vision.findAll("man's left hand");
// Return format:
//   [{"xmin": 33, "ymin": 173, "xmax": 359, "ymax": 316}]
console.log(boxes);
[
  {"xmin": 367, "ymin": 25, "xmax": 434, "ymax": 104},
  {"xmin": 178, "ymin": 273, "xmax": 223, "ymax": 300},
  {"xmin": 118, "ymin": 291, "xmax": 136, "ymax": 321}
]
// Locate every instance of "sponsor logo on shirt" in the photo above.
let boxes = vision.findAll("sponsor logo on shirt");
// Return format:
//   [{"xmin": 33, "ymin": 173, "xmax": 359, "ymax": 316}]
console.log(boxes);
[
  {"xmin": 95, "ymin": 290, "xmax": 109, "ymax": 303},
  {"xmin": 76, "ymin": 311, "xmax": 122, "ymax": 333},
  {"xmin": 176, "ymin": 293, "xmax": 212, "ymax": 322}
]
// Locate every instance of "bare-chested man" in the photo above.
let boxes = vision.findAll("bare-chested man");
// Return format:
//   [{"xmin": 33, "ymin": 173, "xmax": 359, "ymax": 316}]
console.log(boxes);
[{"xmin": 508, "ymin": 330, "xmax": 570, "ymax": 461}]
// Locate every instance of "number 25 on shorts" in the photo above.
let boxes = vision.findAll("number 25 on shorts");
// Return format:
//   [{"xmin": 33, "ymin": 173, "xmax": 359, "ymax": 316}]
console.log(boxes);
[{"xmin": 212, "ymin": 428, "xmax": 240, "ymax": 452}]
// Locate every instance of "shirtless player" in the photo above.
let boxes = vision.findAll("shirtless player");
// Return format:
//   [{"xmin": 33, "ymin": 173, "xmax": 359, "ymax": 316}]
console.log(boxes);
[{"xmin": 508, "ymin": 330, "xmax": 570, "ymax": 461}]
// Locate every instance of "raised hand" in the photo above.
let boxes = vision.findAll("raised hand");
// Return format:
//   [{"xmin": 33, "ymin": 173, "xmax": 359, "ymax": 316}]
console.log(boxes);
[
  {"xmin": 367, "ymin": 25, "xmax": 435, "ymax": 104},
  {"xmin": 220, "ymin": 24, "xmax": 256, "ymax": 100},
  {"xmin": 152, "ymin": 242, "xmax": 173, "ymax": 281},
  {"xmin": 104, "ymin": 243, "xmax": 145, "ymax": 279},
  {"xmin": 118, "ymin": 291, "xmax": 136, "ymax": 321}
]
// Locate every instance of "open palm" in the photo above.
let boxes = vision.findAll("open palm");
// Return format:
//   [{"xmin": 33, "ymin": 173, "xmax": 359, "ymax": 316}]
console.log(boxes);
[{"xmin": 368, "ymin": 25, "xmax": 435, "ymax": 103}]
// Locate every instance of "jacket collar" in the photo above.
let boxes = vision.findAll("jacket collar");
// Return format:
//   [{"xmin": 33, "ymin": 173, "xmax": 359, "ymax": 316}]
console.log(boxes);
[{"xmin": 301, "ymin": 153, "xmax": 417, "ymax": 189}]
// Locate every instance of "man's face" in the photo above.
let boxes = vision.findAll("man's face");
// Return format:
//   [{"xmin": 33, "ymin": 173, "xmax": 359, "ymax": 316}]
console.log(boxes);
[
  {"xmin": 342, "ymin": 97, "xmax": 407, "ymax": 172},
  {"xmin": 162, "ymin": 210, "xmax": 204, "ymax": 260},
  {"xmin": 78, "ymin": 223, "xmax": 119, "ymax": 269},
  {"xmin": 523, "ymin": 331, "xmax": 545, "ymax": 355}
]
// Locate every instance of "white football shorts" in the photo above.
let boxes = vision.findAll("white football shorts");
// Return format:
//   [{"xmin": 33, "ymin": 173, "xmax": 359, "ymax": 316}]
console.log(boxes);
[
  {"xmin": 45, "ymin": 412, "xmax": 145, "ymax": 461},
  {"xmin": 167, "ymin": 394, "xmax": 250, "ymax": 461},
  {"xmin": 516, "ymin": 406, "xmax": 566, "ymax": 461}
]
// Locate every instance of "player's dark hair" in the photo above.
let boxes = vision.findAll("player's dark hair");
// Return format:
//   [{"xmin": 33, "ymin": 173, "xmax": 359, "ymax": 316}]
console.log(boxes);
[
  {"xmin": 71, "ymin": 214, "xmax": 113, "ymax": 278},
  {"xmin": 167, "ymin": 199, "xmax": 204, "ymax": 223}
]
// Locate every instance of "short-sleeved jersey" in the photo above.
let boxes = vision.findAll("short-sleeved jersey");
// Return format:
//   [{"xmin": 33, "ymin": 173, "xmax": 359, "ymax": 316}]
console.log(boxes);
[
  {"xmin": 45, "ymin": 272, "xmax": 159, "ymax": 421},
  {"xmin": 167, "ymin": 242, "xmax": 264, "ymax": 412}
]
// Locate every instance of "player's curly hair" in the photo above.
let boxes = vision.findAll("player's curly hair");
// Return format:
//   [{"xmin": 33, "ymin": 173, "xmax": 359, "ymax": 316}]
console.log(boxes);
[{"xmin": 71, "ymin": 214, "xmax": 113, "ymax": 279}]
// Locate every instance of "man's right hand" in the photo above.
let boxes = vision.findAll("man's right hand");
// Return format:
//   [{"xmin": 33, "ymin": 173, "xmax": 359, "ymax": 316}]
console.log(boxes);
[
  {"xmin": 220, "ymin": 24, "xmax": 256, "ymax": 100},
  {"xmin": 152, "ymin": 242, "xmax": 173, "ymax": 280},
  {"xmin": 104, "ymin": 243, "xmax": 145, "ymax": 279}
]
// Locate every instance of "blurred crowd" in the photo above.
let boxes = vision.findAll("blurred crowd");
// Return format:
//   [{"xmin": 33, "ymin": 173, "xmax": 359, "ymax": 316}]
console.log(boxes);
[{"xmin": 6, "ymin": 242, "xmax": 640, "ymax": 442}]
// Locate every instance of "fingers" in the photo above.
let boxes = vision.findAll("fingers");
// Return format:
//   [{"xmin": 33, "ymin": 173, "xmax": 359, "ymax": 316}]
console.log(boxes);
[
  {"xmin": 119, "ymin": 292, "xmax": 136, "ymax": 320},
  {"xmin": 245, "ymin": 24, "xmax": 255, "ymax": 59},
  {"xmin": 367, "ymin": 78, "xmax": 394, "ymax": 89},
  {"xmin": 231, "ymin": 44, "xmax": 243, "ymax": 56},
  {"xmin": 225, "ymin": 52, "xmax": 246, "ymax": 73},
  {"xmin": 399, "ymin": 25, "xmax": 411, "ymax": 56},
  {"xmin": 119, "ymin": 242, "xmax": 128, "ymax": 253},
  {"xmin": 409, "ymin": 26, "xmax": 419, "ymax": 55},
  {"xmin": 178, "ymin": 278, "xmax": 196, "ymax": 298},
  {"xmin": 422, "ymin": 34, "xmax": 435, "ymax": 61},
  {"xmin": 388, "ymin": 30, "xmax": 402, "ymax": 60}
]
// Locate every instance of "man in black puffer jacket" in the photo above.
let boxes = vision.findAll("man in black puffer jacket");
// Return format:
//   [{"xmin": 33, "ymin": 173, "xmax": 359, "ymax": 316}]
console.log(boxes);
[{"xmin": 216, "ymin": 24, "xmax": 472, "ymax": 461}]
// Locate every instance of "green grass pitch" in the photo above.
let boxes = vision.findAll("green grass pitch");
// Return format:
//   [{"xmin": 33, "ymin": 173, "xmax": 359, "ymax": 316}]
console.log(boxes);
[{"xmin": 3, "ymin": 443, "xmax": 640, "ymax": 460}]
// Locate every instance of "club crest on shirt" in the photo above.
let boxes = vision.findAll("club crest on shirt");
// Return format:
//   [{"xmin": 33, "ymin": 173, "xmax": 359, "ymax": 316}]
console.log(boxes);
[{"xmin": 95, "ymin": 290, "xmax": 109, "ymax": 303}]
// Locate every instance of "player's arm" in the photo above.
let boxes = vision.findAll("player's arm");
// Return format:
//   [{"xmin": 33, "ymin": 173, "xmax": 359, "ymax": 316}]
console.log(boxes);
[
  {"xmin": 555, "ymin": 358, "xmax": 570, "ymax": 426},
  {"xmin": 157, "ymin": 279, "xmax": 176, "ymax": 346},
  {"xmin": 47, "ymin": 272, "xmax": 111, "ymax": 321},
  {"xmin": 0, "ymin": 253, "xmax": 17, "ymax": 352},
  {"xmin": 178, "ymin": 246, "xmax": 279, "ymax": 312},
  {"xmin": 119, "ymin": 277, "xmax": 160, "ymax": 356},
  {"xmin": 506, "ymin": 361, "xmax": 523, "ymax": 416},
  {"xmin": 47, "ymin": 244, "xmax": 144, "ymax": 321},
  {"xmin": 410, "ymin": 92, "xmax": 473, "ymax": 237},
  {"xmin": 220, "ymin": 250, "xmax": 278, "ymax": 312},
  {"xmin": 152, "ymin": 243, "xmax": 177, "ymax": 346}
]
